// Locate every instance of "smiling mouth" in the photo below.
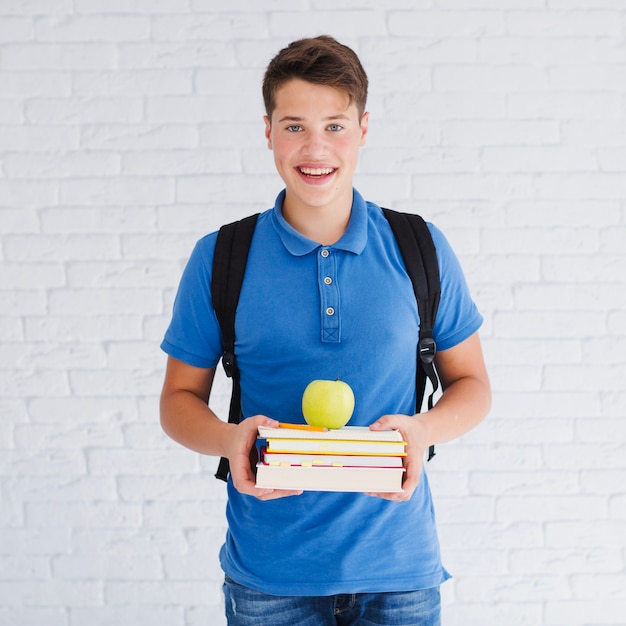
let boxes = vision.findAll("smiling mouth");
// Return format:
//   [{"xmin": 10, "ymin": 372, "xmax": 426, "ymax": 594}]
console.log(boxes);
[{"xmin": 297, "ymin": 166, "xmax": 336, "ymax": 178}]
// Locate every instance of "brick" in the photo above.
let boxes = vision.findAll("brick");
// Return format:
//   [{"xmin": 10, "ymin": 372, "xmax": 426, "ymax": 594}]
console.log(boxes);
[
  {"xmin": 0, "ymin": 369, "xmax": 69, "ymax": 398},
  {"xmin": 543, "ymin": 254, "xmax": 625, "ymax": 282},
  {"xmin": 492, "ymin": 391, "xmax": 598, "ymax": 421},
  {"xmin": 545, "ymin": 599, "xmax": 626, "ymax": 625},
  {"xmin": 388, "ymin": 92, "xmax": 506, "ymax": 120},
  {"xmin": 0, "ymin": 125, "xmax": 79, "ymax": 151},
  {"xmin": 496, "ymin": 495, "xmax": 608, "ymax": 523},
  {"xmin": 0, "ymin": 17, "xmax": 34, "ymax": 42},
  {"xmin": 49, "ymin": 288, "xmax": 162, "ymax": 315},
  {"xmin": 0, "ymin": 180, "xmax": 58, "ymax": 208},
  {"xmin": 505, "ymin": 10, "xmax": 621, "ymax": 37},
  {"xmin": 74, "ymin": 0, "xmax": 187, "ymax": 12},
  {"xmin": 510, "ymin": 547, "xmax": 622, "ymax": 575},
  {"xmin": 142, "ymin": 501, "xmax": 227, "ymax": 529},
  {"xmin": 0, "ymin": 342, "xmax": 106, "ymax": 371},
  {"xmin": 26, "ymin": 97, "xmax": 143, "ymax": 124},
  {"xmin": 270, "ymin": 11, "xmax": 387, "ymax": 38},
  {"xmin": 52, "ymin": 554, "xmax": 162, "ymax": 580},
  {"xmin": 122, "ymin": 149, "xmax": 240, "ymax": 176},
  {"xmin": 482, "ymin": 147, "xmax": 597, "ymax": 173},
  {"xmin": 25, "ymin": 501, "xmax": 140, "ymax": 529},
  {"xmin": 81, "ymin": 124, "xmax": 198, "ymax": 151},
  {"xmin": 70, "ymin": 369, "xmax": 164, "ymax": 397},
  {"xmin": 87, "ymin": 448, "xmax": 197, "ymax": 475},
  {"xmin": 73, "ymin": 69, "xmax": 193, "ymax": 96},
  {"xmin": 470, "ymin": 470, "xmax": 579, "ymax": 496},
  {"xmin": 545, "ymin": 444, "xmax": 626, "ymax": 470},
  {"xmin": 2, "ymin": 43, "xmax": 117, "ymax": 70},
  {"xmin": 0, "ymin": 528, "xmax": 69, "ymax": 556},
  {"xmin": 60, "ymin": 178, "xmax": 174, "ymax": 206},
  {"xmin": 105, "ymin": 580, "xmax": 220, "ymax": 607},
  {"xmin": 4, "ymin": 234, "xmax": 120, "ymax": 260},
  {"xmin": 24, "ymin": 315, "xmax": 142, "ymax": 342},
  {"xmin": 0, "ymin": 581, "xmax": 102, "ymax": 607},
  {"xmin": 14, "ymin": 421, "xmax": 121, "ymax": 450},
  {"xmin": 40, "ymin": 207, "xmax": 157, "ymax": 234},
  {"xmin": 506, "ymin": 200, "xmax": 621, "ymax": 227},
  {"xmin": 513, "ymin": 93, "xmax": 620, "ymax": 124},
  {"xmin": 69, "ymin": 607, "xmax": 182, "ymax": 626},
  {"xmin": 483, "ymin": 226, "xmax": 597, "ymax": 254},
  {"xmin": 581, "ymin": 470, "xmax": 626, "ymax": 495},
  {"xmin": 442, "ymin": 119, "xmax": 560, "ymax": 146},
  {"xmin": 35, "ymin": 15, "xmax": 150, "ymax": 41},
  {"xmin": 72, "ymin": 528, "xmax": 186, "ymax": 557},
  {"xmin": 483, "ymin": 337, "xmax": 581, "ymax": 364},
  {"xmin": 442, "ymin": 603, "xmax": 542, "ymax": 626},
  {"xmin": 362, "ymin": 37, "xmax": 479, "ymax": 67},
  {"xmin": 1, "ymin": 290, "xmax": 47, "ymax": 316},
  {"xmin": 152, "ymin": 13, "xmax": 268, "ymax": 41},
  {"xmin": 389, "ymin": 10, "xmax": 505, "ymax": 37},
  {"xmin": 147, "ymin": 95, "xmax": 257, "ymax": 123},
  {"xmin": 493, "ymin": 310, "xmax": 606, "ymax": 338},
  {"xmin": 5, "ymin": 474, "xmax": 116, "ymax": 503},
  {"xmin": 480, "ymin": 37, "xmax": 598, "ymax": 65},
  {"xmin": 5, "ymin": 152, "xmax": 121, "ymax": 179},
  {"xmin": 456, "ymin": 574, "xmax": 571, "ymax": 603},
  {"xmin": 360, "ymin": 147, "xmax": 480, "ymax": 174},
  {"xmin": 118, "ymin": 41, "xmax": 235, "ymax": 69},
  {"xmin": 545, "ymin": 364, "xmax": 626, "ymax": 392},
  {"xmin": 0, "ymin": 0, "xmax": 72, "ymax": 15},
  {"xmin": 0, "ymin": 262, "xmax": 65, "ymax": 289},
  {"xmin": 0, "ymin": 72, "xmax": 72, "ymax": 96},
  {"xmin": 435, "ymin": 65, "xmax": 548, "ymax": 91},
  {"xmin": 0, "ymin": 608, "xmax": 67, "ymax": 626}
]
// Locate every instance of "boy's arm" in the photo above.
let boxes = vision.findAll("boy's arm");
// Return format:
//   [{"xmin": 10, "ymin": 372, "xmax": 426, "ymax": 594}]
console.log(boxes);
[
  {"xmin": 160, "ymin": 356, "xmax": 301, "ymax": 500},
  {"xmin": 369, "ymin": 331, "xmax": 491, "ymax": 501}
]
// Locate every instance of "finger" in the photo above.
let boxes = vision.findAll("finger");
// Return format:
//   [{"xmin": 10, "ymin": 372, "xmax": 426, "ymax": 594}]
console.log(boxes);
[{"xmin": 257, "ymin": 489, "xmax": 303, "ymax": 501}]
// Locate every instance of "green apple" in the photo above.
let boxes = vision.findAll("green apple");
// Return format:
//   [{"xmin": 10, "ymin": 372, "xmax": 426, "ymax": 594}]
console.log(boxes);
[{"xmin": 301, "ymin": 378, "xmax": 355, "ymax": 429}]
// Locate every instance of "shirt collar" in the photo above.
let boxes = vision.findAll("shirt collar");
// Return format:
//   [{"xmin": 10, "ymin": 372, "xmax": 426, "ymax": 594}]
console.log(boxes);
[{"xmin": 271, "ymin": 189, "xmax": 368, "ymax": 257}]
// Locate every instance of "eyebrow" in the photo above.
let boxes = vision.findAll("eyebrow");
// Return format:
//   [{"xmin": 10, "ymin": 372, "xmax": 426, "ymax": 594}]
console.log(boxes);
[{"xmin": 277, "ymin": 114, "xmax": 351, "ymax": 123}]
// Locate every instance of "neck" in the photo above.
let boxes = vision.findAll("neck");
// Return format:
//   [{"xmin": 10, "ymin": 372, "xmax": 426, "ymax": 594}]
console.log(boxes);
[{"xmin": 282, "ymin": 193, "xmax": 353, "ymax": 246}]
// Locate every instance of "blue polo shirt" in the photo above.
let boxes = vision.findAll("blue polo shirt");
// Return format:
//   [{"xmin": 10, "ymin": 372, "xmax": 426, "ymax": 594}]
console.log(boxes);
[{"xmin": 161, "ymin": 189, "xmax": 482, "ymax": 596}]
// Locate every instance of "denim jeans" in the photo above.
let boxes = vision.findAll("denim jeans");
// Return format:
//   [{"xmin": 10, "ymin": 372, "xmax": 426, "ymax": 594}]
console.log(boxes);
[{"xmin": 223, "ymin": 576, "xmax": 441, "ymax": 626}]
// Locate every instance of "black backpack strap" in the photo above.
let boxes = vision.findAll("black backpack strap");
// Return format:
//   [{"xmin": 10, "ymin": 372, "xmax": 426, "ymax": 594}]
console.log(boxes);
[
  {"xmin": 211, "ymin": 213, "xmax": 259, "ymax": 481},
  {"xmin": 382, "ymin": 208, "xmax": 441, "ymax": 461}
]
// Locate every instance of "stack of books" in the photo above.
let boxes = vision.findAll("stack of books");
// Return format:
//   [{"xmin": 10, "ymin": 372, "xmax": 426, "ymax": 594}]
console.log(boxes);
[{"xmin": 255, "ymin": 425, "xmax": 406, "ymax": 493}]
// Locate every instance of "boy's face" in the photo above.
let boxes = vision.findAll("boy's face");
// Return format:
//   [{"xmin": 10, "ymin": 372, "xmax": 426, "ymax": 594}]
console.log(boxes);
[{"xmin": 264, "ymin": 79, "xmax": 368, "ymax": 220}]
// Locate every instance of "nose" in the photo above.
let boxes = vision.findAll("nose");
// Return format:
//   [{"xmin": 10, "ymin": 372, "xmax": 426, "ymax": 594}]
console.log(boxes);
[{"xmin": 301, "ymin": 130, "xmax": 328, "ymax": 159}]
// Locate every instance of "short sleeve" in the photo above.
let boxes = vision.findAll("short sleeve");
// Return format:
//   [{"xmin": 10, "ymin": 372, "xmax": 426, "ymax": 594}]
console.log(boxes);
[
  {"xmin": 428, "ymin": 223, "xmax": 483, "ymax": 352},
  {"xmin": 160, "ymin": 233, "xmax": 223, "ymax": 368}
]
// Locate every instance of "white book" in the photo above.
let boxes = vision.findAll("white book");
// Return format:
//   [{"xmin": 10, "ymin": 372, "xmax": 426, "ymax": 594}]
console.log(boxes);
[
  {"xmin": 258, "ymin": 425, "xmax": 404, "ymax": 442},
  {"xmin": 261, "ymin": 452, "xmax": 404, "ymax": 468},
  {"xmin": 256, "ymin": 463, "xmax": 405, "ymax": 493}
]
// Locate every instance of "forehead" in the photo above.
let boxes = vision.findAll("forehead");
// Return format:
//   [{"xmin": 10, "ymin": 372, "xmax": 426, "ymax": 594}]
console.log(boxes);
[{"xmin": 271, "ymin": 79, "xmax": 355, "ymax": 119}]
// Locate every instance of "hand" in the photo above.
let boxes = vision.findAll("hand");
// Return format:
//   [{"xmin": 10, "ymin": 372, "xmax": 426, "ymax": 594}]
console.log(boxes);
[
  {"xmin": 366, "ymin": 414, "xmax": 430, "ymax": 502},
  {"xmin": 224, "ymin": 415, "xmax": 303, "ymax": 501}
]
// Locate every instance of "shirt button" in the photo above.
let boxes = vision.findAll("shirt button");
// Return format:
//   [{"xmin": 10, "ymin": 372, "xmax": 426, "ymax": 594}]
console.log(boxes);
[
  {"xmin": 321, "ymin": 249, "xmax": 330, "ymax": 258},
  {"xmin": 326, "ymin": 307, "xmax": 335, "ymax": 316},
  {"xmin": 324, "ymin": 277, "xmax": 332, "ymax": 285}
]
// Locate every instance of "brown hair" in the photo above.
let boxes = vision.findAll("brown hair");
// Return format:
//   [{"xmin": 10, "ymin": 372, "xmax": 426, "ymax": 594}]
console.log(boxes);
[{"xmin": 262, "ymin": 35, "xmax": 368, "ymax": 120}]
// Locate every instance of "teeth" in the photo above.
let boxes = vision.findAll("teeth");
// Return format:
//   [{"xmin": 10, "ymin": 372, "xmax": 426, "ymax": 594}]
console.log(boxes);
[{"xmin": 299, "ymin": 167, "xmax": 334, "ymax": 176}]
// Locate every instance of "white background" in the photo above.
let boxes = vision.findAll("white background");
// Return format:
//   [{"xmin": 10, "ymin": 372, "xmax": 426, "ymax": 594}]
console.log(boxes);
[{"xmin": 1, "ymin": 1, "xmax": 625, "ymax": 625}]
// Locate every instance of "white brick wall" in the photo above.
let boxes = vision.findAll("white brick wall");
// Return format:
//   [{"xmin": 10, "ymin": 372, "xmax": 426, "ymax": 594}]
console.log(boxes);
[{"xmin": 1, "ymin": 1, "xmax": 625, "ymax": 625}]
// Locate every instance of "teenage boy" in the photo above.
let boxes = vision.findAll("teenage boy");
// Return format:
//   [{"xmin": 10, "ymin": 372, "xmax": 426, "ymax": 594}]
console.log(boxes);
[{"xmin": 160, "ymin": 36, "xmax": 491, "ymax": 626}]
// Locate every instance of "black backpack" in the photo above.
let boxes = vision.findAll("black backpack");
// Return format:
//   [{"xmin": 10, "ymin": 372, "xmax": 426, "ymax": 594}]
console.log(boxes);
[{"xmin": 212, "ymin": 208, "xmax": 441, "ymax": 482}]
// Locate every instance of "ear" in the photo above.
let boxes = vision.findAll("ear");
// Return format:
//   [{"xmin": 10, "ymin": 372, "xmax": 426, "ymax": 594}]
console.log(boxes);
[
  {"xmin": 359, "ymin": 112, "xmax": 369, "ymax": 146},
  {"xmin": 264, "ymin": 116, "xmax": 272, "ymax": 149}
]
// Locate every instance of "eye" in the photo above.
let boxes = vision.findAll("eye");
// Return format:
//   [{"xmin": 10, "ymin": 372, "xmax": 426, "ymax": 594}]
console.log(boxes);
[
  {"xmin": 328, "ymin": 124, "xmax": 343, "ymax": 132},
  {"xmin": 287, "ymin": 125, "xmax": 303, "ymax": 132}
]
